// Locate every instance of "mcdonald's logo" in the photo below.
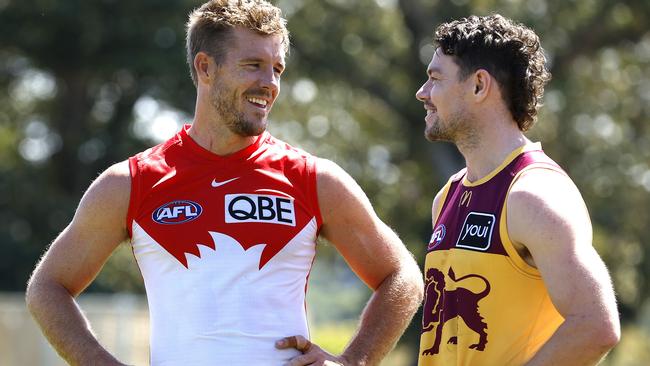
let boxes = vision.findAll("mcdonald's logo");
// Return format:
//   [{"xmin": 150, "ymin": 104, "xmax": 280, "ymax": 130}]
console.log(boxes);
[{"xmin": 460, "ymin": 190, "xmax": 472, "ymax": 207}]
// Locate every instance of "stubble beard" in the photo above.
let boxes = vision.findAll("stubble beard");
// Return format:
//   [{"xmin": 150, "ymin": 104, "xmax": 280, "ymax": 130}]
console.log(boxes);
[
  {"xmin": 210, "ymin": 85, "xmax": 267, "ymax": 137},
  {"xmin": 425, "ymin": 113, "xmax": 459, "ymax": 143},
  {"xmin": 424, "ymin": 109, "xmax": 478, "ymax": 149}
]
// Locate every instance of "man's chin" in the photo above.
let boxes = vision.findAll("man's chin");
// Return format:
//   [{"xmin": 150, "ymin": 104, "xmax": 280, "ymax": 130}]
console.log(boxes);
[
  {"xmin": 424, "ymin": 129, "xmax": 451, "ymax": 143},
  {"xmin": 233, "ymin": 120, "xmax": 267, "ymax": 137},
  {"xmin": 424, "ymin": 127, "xmax": 439, "ymax": 142},
  {"xmin": 425, "ymin": 133, "xmax": 442, "ymax": 142}
]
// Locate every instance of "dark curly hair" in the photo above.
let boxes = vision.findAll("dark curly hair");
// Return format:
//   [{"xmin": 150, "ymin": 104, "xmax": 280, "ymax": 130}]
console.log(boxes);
[{"xmin": 434, "ymin": 14, "xmax": 550, "ymax": 131}]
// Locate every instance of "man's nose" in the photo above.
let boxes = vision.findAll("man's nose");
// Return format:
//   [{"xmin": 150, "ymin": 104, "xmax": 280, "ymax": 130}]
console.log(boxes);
[
  {"xmin": 416, "ymin": 82, "xmax": 430, "ymax": 102},
  {"xmin": 260, "ymin": 67, "xmax": 280, "ymax": 94}
]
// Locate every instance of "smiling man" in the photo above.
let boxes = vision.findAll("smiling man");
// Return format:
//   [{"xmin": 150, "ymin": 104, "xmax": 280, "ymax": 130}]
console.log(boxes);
[
  {"xmin": 416, "ymin": 15, "xmax": 620, "ymax": 366},
  {"xmin": 25, "ymin": 1, "xmax": 423, "ymax": 365}
]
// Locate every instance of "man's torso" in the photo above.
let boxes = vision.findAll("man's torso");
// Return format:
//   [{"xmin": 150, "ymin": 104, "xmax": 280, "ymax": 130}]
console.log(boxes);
[
  {"xmin": 419, "ymin": 143, "xmax": 565, "ymax": 366},
  {"xmin": 127, "ymin": 126, "xmax": 321, "ymax": 365}
]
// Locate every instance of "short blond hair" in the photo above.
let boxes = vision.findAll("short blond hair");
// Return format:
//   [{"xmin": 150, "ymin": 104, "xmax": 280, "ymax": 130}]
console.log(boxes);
[{"xmin": 186, "ymin": 0, "xmax": 290, "ymax": 86}]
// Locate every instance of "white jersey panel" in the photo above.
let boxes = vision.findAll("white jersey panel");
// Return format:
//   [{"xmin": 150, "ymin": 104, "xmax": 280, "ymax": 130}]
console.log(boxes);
[{"xmin": 131, "ymin": 217, "xmax": 318, "ymax": 365}]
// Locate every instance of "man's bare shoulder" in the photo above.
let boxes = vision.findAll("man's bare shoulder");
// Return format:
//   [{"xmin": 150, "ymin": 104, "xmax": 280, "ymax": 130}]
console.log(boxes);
[
  {"xmin": 314, "ymin": 157, "xmax": 367, "ymax": 202},
  {"xmin": 508, "ymin": 167, "xmax": 584, "ymax": 213},
  {"xmin": 84, "ymin": 161, "xmax": 131, "ymax": 205},
  {"xmin": 507, "ymin": 167, "xmax": 590, "ymax": 254},
  {"xmin": 102, "ymin": 160, "xmax": 131, "ymax": 185},
  {"xmin": 314, "ymin": 157, "xmax": 348, "ymax": 183},
  {"xmin": 72, "ymin": 160, "xmax": 132, "ymax": 230}
]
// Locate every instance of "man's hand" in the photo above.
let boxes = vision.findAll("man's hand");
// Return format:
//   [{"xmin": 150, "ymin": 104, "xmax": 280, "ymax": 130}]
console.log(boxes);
[{"xmin": 276, "ymin": 335, "xmax": 349, "ymax": 366}]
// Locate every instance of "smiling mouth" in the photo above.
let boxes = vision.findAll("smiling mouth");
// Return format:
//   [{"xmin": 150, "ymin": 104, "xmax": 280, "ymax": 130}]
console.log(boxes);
[
  {"xmin": 247, "ymin": 97, "xmax": 268, "ymax": 108},
  {"xmin": 423, "ymin": 103, "xmax": 436, "ymax": 113}
]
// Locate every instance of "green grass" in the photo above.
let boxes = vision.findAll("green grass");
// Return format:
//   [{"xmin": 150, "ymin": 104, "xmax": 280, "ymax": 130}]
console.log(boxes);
[
  {"xmin": 311, "ymin": 321, "xmax": 356, "ymax": 354},
  {"xmin": 311, "ymin": 321, "xmax": 415, "ymax": 365}
]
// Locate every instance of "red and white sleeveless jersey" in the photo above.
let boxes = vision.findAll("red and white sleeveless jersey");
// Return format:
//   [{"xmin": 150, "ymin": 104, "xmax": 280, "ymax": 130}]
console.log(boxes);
[{"xmin": 126, "ymin": 125, "xmax": 322, "ymax": 365}]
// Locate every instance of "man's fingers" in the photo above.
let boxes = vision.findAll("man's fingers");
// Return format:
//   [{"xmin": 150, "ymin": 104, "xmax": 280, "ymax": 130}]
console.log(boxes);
[
  {"xmin": 277, "ymin": 337, "xmax": 344, "ymax": 366},
  {"xmin": 276, "ymin": 335, "xmax": 297, "ymax": 349},
  {"xmin": 286, "ymin": 352, "xmax": 317, "ymax": 366},
  {"xmin": 276, "ymin": 335, "xmax": 312, "ymax": 352},
  {"xmin": 301, "ymin": 338, "xmax": 312, "ymax": 352}
]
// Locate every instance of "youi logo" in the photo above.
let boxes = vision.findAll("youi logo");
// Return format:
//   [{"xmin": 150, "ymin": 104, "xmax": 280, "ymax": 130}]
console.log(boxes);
[
  {"xmin": 152, "ymin": 200, "xmax": 203, "ymax": 224},
  {"xmin": 456, "ymin": 212, "xmax": 495, "ymax": 251}
]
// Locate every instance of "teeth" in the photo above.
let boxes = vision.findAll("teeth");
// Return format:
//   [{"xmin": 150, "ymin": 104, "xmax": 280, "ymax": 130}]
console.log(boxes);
[{"xmin": 247, "ymin": 97, "xmax": 267, "ymax": 106}]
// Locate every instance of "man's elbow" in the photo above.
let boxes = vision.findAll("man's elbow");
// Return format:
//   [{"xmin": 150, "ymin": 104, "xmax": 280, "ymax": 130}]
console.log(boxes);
[
  {"xmin": 399, "ymin": 260, "xmax": 424, "ymax": 306},
  {"xmin": 595, "ymin": 319, "xmax": 620, "ymax": 351},
  {"xmin": 25, "ymin": 274, "xmax": 45, "ymax": 316},
  {"xmin": 583, "ymin": 315, "xmax": 620, "ymax": 354},
  {"xmin": 25, "ymin": 272, "xmax": 60, "ymax": 316},
  {"xmin": 410, "ymin": 268, "xmax": 425, "ymax": 305}
]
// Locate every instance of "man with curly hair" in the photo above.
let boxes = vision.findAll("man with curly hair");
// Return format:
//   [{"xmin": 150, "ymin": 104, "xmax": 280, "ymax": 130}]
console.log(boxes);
[
  {"xmin": 25, "ymin": 1, "xmax": 423, "ymax": 365},
  {"xmin": 416, "ymin": 14, "xmax": 619, "ymax": 365}
]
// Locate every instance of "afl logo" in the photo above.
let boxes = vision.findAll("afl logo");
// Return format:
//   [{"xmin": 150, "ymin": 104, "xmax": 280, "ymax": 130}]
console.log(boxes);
[
  {"xmin": 152, "ymin": 200, "xmax": 203, "ymax": 224},
  {"xmin": 428, "ymin": 224, "xmax": 446, "ymax": 250}
]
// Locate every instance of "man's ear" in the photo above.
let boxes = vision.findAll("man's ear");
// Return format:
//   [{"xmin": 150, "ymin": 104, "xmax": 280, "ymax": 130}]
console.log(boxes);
[
  {"xmin": 194, "ymin": 52, "xmax": 213, "ymax": 85},
  {"xmin": 472, "ymin": 69, "xmax": 491, "ymax": 102}
]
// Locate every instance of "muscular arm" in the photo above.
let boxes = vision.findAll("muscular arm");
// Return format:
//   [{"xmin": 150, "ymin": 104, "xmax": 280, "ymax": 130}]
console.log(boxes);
[
  {"xmin": 507, "ymin": 170, "xmax": 620, "ymax": 366},
  {"xmin": 318, "ymin": 158, "xmax": 423, "ymax": 365},
  {"xmin": 279, "ymin": 158, "xmax": 423, "ymax": 365},
  {"xmin": 25, "ymin": 161, "xmax": 131, "ymax": 366}
]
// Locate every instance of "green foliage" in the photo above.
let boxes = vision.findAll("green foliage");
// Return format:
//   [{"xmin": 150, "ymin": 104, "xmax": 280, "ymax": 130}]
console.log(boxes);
[
  {"xmin": 93, "ymin": 243, "xmax": 145, "ymax": 293},
  {"xmin": 311, "ymin": 321, "xmax": 356, "ymax": 355},
  {"xmin": 1, "ymin": 0, "xmax": 649, "ymax": 362},
  {"xmin": 311, "ymin": 321, "xmax": 416, "ymax": 365}
]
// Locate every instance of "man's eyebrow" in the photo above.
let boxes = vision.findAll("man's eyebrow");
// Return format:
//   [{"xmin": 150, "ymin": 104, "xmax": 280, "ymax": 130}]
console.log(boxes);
[
  {"xmin": 239, "ymin": 57, "xmax": 263, "ymax": 63},
  {"xmin": 239, "ymin": 57, "xmax": 285, "ymax": 69}
]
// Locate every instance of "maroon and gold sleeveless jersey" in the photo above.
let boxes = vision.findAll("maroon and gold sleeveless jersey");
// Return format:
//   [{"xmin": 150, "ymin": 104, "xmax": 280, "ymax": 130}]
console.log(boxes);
[{"xmin": 419, "ymin": 143, "xmax": 565, "ymax": 366}]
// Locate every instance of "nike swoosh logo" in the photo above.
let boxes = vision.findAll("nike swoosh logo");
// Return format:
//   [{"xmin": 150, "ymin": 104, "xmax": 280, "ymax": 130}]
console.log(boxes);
[{"xmin": 211, "ymin": 177, "xmax": 240, "ymax": 188}]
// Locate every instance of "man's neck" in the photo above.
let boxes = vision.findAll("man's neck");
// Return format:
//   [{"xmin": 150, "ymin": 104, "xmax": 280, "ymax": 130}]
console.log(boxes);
[
  {"xmin": 188, "ymin": 117, "xmax": 258, "ymax": 156},
  {"xmin": 458, "ymin": 122, "xmax": 530, "ymax": 183}
]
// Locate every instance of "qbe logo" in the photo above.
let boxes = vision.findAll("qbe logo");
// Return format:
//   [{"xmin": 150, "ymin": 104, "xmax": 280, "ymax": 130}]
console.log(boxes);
[
  {"xmin": 152, "ymin": 200, "xmax": 203, "ymax": 224},
  {"xmin": 225, "ymin": 194, "xmax": 296, "ymax": 226},
  {"xmin": 455, "ymin": 212, "xmax": 495, "ymax": 251}
]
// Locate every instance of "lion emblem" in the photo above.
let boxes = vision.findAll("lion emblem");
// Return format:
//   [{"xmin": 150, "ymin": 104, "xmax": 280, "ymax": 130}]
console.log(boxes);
[{"xmin": 421, "ymin": 267, "xmax": 490, "ymax": 355}]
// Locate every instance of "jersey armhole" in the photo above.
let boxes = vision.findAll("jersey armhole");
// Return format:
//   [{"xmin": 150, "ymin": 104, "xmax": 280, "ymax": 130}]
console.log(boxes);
[
  {"xmin": 125, "ymin": 156, "xmax": 141, "ymax": 239},
  {"xmin": 433, "ymin": 170, "xmax": 465, "ymax": 225},
  {"xmin": 500, "ymin": 163, "xmax": 566, "ymax": 277},
  {"xmin": 433, "ymin": 180, "xmax": 453, "ymax": 225},
  {"xmin": 306, "ymin": 156, "xmax": 323, "ymax": 234}
]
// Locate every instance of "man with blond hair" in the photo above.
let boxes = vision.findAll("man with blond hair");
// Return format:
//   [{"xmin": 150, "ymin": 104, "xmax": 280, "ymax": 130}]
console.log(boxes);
[{"xmin": 26, "ymin": 1, "xmax": 423, "ymax": 365}]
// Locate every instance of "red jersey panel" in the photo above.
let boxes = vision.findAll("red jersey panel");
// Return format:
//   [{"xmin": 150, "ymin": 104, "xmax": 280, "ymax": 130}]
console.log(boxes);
[{"xmin": 126, "ymin": 125, "xmax": 322, "ymax": 365}]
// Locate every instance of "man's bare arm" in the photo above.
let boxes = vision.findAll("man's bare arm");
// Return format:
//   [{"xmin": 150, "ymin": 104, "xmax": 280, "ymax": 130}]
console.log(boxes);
[
  {"xmin": 508, "ymin": 169, "xmax": 620, "ymax": 366},
  {"xmin": 278, "ymin": 158, "xmax": 423, "ymax": 366},
  {"xmin": 25, "ymin": 161, "xmax": 131, "ymax": 366}
]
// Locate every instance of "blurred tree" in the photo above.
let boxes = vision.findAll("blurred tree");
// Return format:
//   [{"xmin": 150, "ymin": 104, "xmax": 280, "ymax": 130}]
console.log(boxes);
[
  {"xmin": 1, "ymin": 0, "xmax": 649, "ymax": 363},
  {"xmin": 0, "ymin": 0, "xmax": 198, "ymax": 292}
]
